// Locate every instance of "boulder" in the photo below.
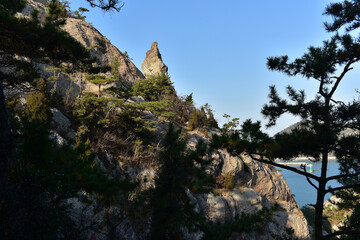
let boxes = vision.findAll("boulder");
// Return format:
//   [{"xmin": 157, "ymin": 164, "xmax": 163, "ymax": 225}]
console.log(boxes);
[
  {"xmin": 210, "ymin": 150, "xmax": 298, "ymax": 208},
  {"xmin": 51, "ymin": 108, "xmax": 76, "ymax": 140}
]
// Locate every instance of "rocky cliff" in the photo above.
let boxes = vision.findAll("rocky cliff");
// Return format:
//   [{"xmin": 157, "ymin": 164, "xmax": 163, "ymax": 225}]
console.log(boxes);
[
  {"xmin": 15, "ymin": 1, "xmax": 310, "ymax": 239},
  {"xmin": 22, "ymin": 0, "xmax": 144, "ymax": 100},
  {"xmin": 62, "ymin": 18, "xmax": 144, "ymax": 84},
  {"xmin": 186, "ymin": 133, "xmax": 309, "ymax": 239}
]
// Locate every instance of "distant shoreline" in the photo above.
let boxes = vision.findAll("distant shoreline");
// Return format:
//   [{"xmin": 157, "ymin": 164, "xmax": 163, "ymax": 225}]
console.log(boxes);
[{"xmin": 275, "ymin": 156, "xmax": 337, "ymax": 162}]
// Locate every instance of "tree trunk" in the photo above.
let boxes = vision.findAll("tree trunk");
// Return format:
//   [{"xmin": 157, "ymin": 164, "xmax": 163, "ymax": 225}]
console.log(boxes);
[
  {"xmin": 314, "ymin": 154, "xmax": 327, "ymax": 240},
  {"xmin": 0, "ymin": 79, "xmax": 11, "ymax": 181},
  {"xmin": 98, "ymin": 84, "xmax": 101, "ymax": 99},
  {"xmin": 314, "ymin": 99, "xmax": 331, "ymax": 240},
  {"xmin": 0, "ymin": 79, "xmax": 12, "ymax": 240}
]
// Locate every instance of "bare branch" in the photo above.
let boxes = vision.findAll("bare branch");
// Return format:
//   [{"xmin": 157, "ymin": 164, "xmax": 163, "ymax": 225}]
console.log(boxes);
[
  {"xmin": 301, "ymin": 164, "xmax": 319, "ymax": 190},
  {"xmin": 330, "ymin": 98, "xmax": 345, "ymax": 105},
  {"xmin": 248, "ymin": 154, "xmax": 320, "ymax": 181},
  {"xmin": 329, "ymin": 60, "xmax": 356, "ymax": 98}
]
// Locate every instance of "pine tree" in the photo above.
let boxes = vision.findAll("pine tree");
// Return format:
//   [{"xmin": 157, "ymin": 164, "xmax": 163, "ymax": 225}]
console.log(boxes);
[
  {"xmin": 149, "ymin": 124, "xmax": 214, "ymax": 239},
  {"xmin": 322, "ymin": 1, "xmax": 360, "ymax": 238},
  {"xmin": 3, "ymin": 75, "xmax": 135, "ymax": 240},
  {"xmin": 131, "ymin": 73, "xmax": 174, "ymax": 102},
  {"xmin": 188, "ymin": 109, "xmax": 199, "ymax": 130},
  {"xmin": 211, "ymin": 1, "xmax": 360, "ymax": 239},
  {"xmin": 85, "ymin": 73, "xmax": 117, "ymax": 98}
]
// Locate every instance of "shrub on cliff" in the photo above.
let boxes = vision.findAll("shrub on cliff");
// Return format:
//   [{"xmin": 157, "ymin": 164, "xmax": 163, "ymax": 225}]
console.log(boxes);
[
  {"xmin": 188, "ymin": 104, "xmax": 218, "ymax": 131},
  {"xmin": 132, "ymin": 73, "xmax": 174, "ymax": 102},
  {"xmin": 25, "ymin": 79, "xmax": 52, "ymax": 126}
]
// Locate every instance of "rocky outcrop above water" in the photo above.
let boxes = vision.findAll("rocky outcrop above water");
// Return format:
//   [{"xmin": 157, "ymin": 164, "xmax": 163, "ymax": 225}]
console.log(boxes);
[
  {"xmin": 141, "ymin": 42, "xmax": 168, "ymax": 77},
  {"xmin": 211, "ymin": 150, "xmax": 297, "ymax": 207},
  {"xmin": 190, "ymin": 190, "xmax": 309, "ymax": 240},
  {"xmin": 189, "ymin": 147, "xmax": 309, "ymax": 240},
  {"xmin": 148, "ymin": 131, "xmax": 311, "ymax": 239}
]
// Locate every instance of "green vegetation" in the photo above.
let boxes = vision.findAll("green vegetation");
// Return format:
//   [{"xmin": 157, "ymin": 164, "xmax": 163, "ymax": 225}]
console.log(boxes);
[
  {"xmin": 132, "ymin": 73, "xmax": 173, "ymax": 101},
  {"xmin": 323, "ymin": 203, "xmax": 348, "ymax": 232},
  {"xmin": 222, "ymin": 114, "xmax": 240, "ymax": 134},
  {"xmin": 301, "ymin": 205, "xmax": 331, "ymax": 239},
  {"xmin": 0, "ymin": 1, "xmax": 132, "ymax": 239},
  {"xmin": 224, "ymin": 172, "xmax": 235, "ymax": 190},
  {"xmin": 84, "ymin": 58, "xmax": 121, "ymax": 98},
  {"xmin": 85, "ymin": 73, "xmax": 117, "ymax": 98},
  {"xmin": 150, "ymin": 125, "xmax": 214, "ymax": 239},
  {"xmin": 2, "ymin": 75, "xmax": 135, "ymax": 239},
  {"xmin": 149, "ymin": 124, "xmax": 215, "ymax": 240},
  {"xmin": 331, "ymin": 190, "xmax": 360, "ymax": 240},
  {"xmin": 188, "ymin": 104, "xmax": 218, "ymax": 131},
  {"xmin": 25, "ymin": 79, "xmax": 53, "ymax": 126}
]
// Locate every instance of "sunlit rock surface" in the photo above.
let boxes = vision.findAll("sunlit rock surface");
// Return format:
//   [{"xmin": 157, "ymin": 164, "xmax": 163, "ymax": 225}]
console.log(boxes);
[{"xmin": 141, "ymin": 42, "xmax": 168, "ymax": 77}]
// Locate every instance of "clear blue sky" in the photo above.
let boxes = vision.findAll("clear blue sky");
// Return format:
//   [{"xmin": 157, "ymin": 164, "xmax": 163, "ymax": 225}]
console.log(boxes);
[{"xmin": 70, "ymin": 0, "xmax": 360, "ymax": 135}]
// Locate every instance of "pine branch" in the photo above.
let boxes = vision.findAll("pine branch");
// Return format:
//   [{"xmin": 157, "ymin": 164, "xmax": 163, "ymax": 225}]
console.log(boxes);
[
  {"xmin": 85, "ymin": 0, "xmax": 124, "ymax": 11},
  {"xmin": 325, "ymin": 184, "xmax": 360, "ymax": 194},
  {"xmin": 326, "ymin": 170, "xmax": 360, "ymax": 182}
]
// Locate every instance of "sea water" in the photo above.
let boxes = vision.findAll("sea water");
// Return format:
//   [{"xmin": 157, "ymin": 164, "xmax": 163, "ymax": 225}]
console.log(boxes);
[{"xmin": 276, "ymin": 160, "xmax": 341, "ymax": 207}]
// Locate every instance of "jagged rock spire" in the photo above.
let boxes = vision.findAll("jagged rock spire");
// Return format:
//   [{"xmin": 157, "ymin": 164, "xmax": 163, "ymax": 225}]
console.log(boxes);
[{"xmin": 141, "ymin": 42, "xmax": 168, "ymax": 78}]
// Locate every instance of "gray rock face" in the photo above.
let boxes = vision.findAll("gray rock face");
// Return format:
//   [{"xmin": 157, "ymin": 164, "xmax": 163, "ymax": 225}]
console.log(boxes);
[
  {"xmin": 63, "ymin": 18, "xmax": 144, "ymax": 85},
  {"xmin": 21, "ymin": 0, "xmax": 144, "ymax": 100},
  {"xmin": 210, "ymin": 150, "xmax": 298, "ymax": 208},
  {"xmin": 190, "ymin": 191, "xmax": 309, "ymax": 240},
  {"xmin": 191, "ymin": 189, "xmax": 263, "ymax": 223},
  {"xmin": 51, "ymin": 108, "xmax": 76, "ymax": 140},
  {"xmin": 67, "ymin": 195, "xmax": 138, "ymax": 240},
  {"xmin": 141, "ymin": 42, "xmax": 168, "ymax": 77},
  {"xmin": 52, "ymin": 18, "xmax": 144, "ymax": 98},
  {"xmin": 20, "ymin": 0, "xmax": 49, "ymax": 21}
]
